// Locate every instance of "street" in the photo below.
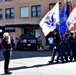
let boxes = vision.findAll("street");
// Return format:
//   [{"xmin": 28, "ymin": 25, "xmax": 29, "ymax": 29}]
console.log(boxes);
[{"xmin": 0, "ymin": 50, "xmax": 76, "ymax": 75}]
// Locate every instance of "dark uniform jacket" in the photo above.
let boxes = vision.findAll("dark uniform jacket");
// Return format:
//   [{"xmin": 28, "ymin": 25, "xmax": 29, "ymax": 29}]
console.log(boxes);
[
  {"xmin": 53, "ymin": 33, "xmax": 61, "ymax": 47},
  {"xmin": 2, "ymin": 38, "xmax": 11, "ymax": 50}
]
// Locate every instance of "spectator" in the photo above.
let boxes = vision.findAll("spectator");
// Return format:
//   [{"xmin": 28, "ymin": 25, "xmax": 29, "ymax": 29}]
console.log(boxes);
[
  {"xmin": 48, "ymin": 35, "xmax": 54, "ymax": 51},
  {"xmin": 11, "ymin": 37, "xmax": 14, "ymax": 49},
  {"xmin": 37, "ymin": 36, "xmax": 43, "ymax": 51},
  {"xmin": 2, "ymin": 32, "xmax": 12, "ymax": 74}
]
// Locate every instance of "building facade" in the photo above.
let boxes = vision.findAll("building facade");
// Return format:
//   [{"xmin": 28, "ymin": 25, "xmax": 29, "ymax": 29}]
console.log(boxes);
[{"xmin": 0, "ymin": 0, "xmax": 75, "ymax": 47}]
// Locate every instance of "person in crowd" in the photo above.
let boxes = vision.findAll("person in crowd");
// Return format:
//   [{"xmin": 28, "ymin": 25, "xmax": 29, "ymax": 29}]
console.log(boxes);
[
  {"xmin": 64, "ymin": 33, "xmax": 72, "ymax": 62},
  {"xmin": 48, "ymin": 35, "xmax": 54, "ymax": 51},
  {"xmin": 49, "ymin": 29, "xmax": 64, "ymax": 63},
  {"xmin": 55, "ymin": 34, "xmax": 68, "ymax": 62},
  {"xmin": 37, "ymin": 36, "xmax": 43, "ymax": 51},
  {"xmin": 69, "ymin": 32, "xmax": 76, "ymax": 61},
  {"xmin": 74, "ymin": 32, "xmax": 76, "ymax": 61},
  {"xmin": 2, "ymin": 32, "xmax": 12, "ymax": 74},
  {"xmin": 11, "ymin": 37, "xmax": 14, "ymax": 50}
]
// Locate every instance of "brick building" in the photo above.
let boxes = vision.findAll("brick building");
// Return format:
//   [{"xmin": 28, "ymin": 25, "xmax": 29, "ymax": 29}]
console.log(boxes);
[{"xmin": 0, "ymin": 0, "xmax": 75, "ymax": 47}]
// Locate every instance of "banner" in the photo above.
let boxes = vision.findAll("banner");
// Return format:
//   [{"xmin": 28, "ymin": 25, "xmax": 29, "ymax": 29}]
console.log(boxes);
[
  {"xmin": 66, "ymin": 7, "xmax": 76, "ymax": 30},
  {"xmin": 39, "ymin": 2, "xmax": 59, "ymax": 36}
]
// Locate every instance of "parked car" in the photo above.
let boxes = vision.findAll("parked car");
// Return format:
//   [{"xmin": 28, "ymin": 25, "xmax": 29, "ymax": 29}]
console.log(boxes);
[{"xmin": 16, "ymin": 34, "xmax": 37, "ymax": 50}]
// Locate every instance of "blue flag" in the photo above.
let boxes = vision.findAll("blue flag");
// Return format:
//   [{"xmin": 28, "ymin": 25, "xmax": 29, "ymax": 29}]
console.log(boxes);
[
  {"xmin": 56, "ymin": 4, "xmax": 67, "ymax": 34},
  {"xmin": 60, "ymin": 4, "xmax": 67, "ymax": 34}
]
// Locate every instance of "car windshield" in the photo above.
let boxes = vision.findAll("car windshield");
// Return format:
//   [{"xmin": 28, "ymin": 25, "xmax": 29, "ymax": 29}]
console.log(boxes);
[{"xmin": 20, "ymin": 34, "xmax": 35, "ymax": 39}]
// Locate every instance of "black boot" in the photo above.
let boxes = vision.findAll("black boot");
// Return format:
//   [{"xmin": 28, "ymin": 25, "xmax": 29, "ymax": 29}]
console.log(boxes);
[{"xmin": 5, "ymin": 71, "xmax": 12, "ymax": 74}]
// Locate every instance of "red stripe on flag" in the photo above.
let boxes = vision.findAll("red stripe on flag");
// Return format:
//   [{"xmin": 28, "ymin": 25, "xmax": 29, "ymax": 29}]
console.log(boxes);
[{"xmin": 69, "ymin": 1, "xmax": 72, "ymax": 14}]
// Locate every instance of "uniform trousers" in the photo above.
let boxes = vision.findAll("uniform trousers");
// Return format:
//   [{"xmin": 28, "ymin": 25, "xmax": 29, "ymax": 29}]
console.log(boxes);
[
  {"xmin": 3, "ymin": 50, "xmax": 10, "ymax": 72},
  {"xmin": 51, "ymin": 45, "xmax": 64, "ymax": 63}
]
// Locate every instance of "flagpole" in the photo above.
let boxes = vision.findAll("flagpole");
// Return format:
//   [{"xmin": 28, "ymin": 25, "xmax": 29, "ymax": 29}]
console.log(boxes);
[{"xmin": 57, "ymin": 0, "xmax": 60, "ymax": 34}]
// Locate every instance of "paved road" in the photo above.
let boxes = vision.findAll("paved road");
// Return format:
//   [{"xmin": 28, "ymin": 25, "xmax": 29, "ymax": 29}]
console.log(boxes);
[{"xmin": 0, "ymin": 50, "xmax": 76, "ymax": 75}]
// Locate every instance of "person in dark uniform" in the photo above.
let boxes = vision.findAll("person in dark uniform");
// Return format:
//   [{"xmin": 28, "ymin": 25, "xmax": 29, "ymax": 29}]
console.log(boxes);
[
  {"xmin": 69, "ymin": 32, "xmax": 76, "ymax": 61},
  {"xmin": 55, "ymin": 34, "xmax": 68, "ymax": 62},
  {"xmin": 64, "ymin": 33, "xmax": 72, "ymax": 62},
  {"xmin": 74, "ymin": 32, "xmax": 76, "ymax": 61},
  {"xmin": 49, "ymin": 29, "xmax": 64, "ymax": 63},
  {"xmin": 2, "ymin": 32, "xmax": 12, "ymax": 74}
]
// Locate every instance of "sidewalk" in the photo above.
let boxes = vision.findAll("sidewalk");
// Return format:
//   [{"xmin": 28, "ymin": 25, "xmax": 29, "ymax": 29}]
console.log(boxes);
[{"xmin": 0, "ymin": 50, "xmax": 76, "ymax": 75}]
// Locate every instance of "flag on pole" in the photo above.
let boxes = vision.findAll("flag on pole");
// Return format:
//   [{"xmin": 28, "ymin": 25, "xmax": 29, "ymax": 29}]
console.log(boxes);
[
  {"xmin": 66, "ymin": 1, "xmax": 72, "ymax": 18},
  {"xmin": 69, "ymin": 1, "xmax": 72, "ymax": 14},
  {"xmin": 66, "ymin": 7, "xmax": 76, "ymax": 30},
  {"xmin": 59, "ymin": 3, "xmax": 67, "ymax": 34},
  {"xmin": 66, "ymin": 2, "xmax": 70, "ymax": 18},
  {"xmin": 39, "ymin": 2, "xmax": 59, "ymax": 36}
]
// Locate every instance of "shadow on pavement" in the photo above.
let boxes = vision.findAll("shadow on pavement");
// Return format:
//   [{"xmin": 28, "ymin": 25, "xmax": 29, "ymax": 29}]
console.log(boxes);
[
  {"xmin": 0, "ymin": 50, "xmax": 52, "ymax": 61},
  {"xmin": 9, "ymin": 62, "xmax": 63, "ymax": 71},
  {"xmin": 0, "ymin": 61, "xmax": 75, "ymax": 75}
]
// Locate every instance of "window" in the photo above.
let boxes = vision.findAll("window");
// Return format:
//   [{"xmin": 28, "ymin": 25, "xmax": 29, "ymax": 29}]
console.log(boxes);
[
  {"xmin": 49, "ymin": 3, "xmax": 55, "ymax": 10},
  {"xmin": 49, "ymin": 2, "xmax": 61, "ymax": 12},
  {"xmin": 20, "ymin": 7, "xmax": 29, "ymax": 18},
  {"xmin": 31, "ymin": 5, "xmax": 41, "ymax": 17},
  {"xmin": 5, "ymin": 0, "xmax": 14, "ymax": 1},
  {"xmin": 5, "ymin": 8, "xmax": 14, "ymax": 19},
  {"xmin": 0, "ymin": 9, "xmax": 3, "ymax": 19},
  {"xmin": 0, "ymin": 0, "xmax": 2, "ymax": 2}
]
